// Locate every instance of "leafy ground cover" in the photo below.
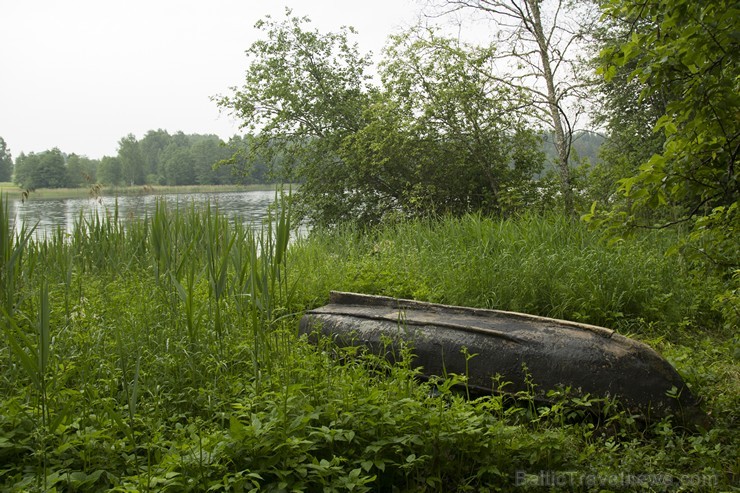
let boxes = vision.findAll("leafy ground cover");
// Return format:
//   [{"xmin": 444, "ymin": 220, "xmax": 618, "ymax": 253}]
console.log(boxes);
[{"xmin": 1, "ymin": 197, "xmax": 737, "ymax": 491}]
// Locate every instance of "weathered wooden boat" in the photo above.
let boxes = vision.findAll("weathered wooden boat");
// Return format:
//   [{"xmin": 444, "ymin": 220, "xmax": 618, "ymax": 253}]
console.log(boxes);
[{"xmin": 299, "ymin": 291, "xmax": 706, "ymax": 426}]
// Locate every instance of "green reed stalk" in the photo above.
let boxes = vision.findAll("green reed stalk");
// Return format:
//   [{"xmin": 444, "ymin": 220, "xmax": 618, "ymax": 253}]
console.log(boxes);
[
  {"xmin": 150, "ymin": 200, "xmax": 172, "ymax": 285},
  {"xmin": 43, "ymin": 226, "xmax": 76, "ymax": 323},
  {"xmin": 113, "ymin": 319, "xmax": 142, "ymax": 444},
  {"xmin": 171, "ymin": 257, "xmax": 203, "ymax": 351},
  {"xmin": 150, "ymin": 200, "xmax": 186, "ymax": 338},
  {"xmin": 0, "ymin": 194, "xmax": 36, "ymax": 316},
  {"xmin": 239, "ymin": 191, "xmax": 294, "ymax": 386},
  {"xmin": 34, "ymin": 281, "xmax": 52, "ymax": 489},
  {"xmin": 245, "ymin": 227, "xmax": 266, "ymax": 388},
  {"xmin": 271, "ymin": 190, "xmax": 293, "ymax": 308},
  {"xmin": 204, "ymin": 204, "xmax": 235, "ymax": 348}
]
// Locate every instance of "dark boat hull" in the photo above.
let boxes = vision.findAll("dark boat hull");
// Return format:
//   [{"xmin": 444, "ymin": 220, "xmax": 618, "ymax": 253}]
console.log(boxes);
[{"xmin": 299, "ymin": 291, "xmax": 706, "ymax": 426}]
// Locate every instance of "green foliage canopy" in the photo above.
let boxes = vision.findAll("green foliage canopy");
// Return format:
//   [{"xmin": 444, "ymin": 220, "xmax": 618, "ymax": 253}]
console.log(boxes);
[
  {"xmin": 13, "ymin": 149, "xmax": 68, "ymax": 189},
  {"xmin": 65, "ymin": 154, "xmax": 98, "ymax": 188},
  {"xmin": 590, "ymin": 0, "xmax": 739, "ymax": 325},
  {"xmin": 0, "ymin": 137, "xmax": 12, "ymax": 182},
  {"xmin": 349, "ymin": 28, "xmax": 544, "ymax": 219},
  {"xmin": 595, "ymin": 0, "xmax": 738, "ymax": 227},
  {"xmin": 94, "ymin": 131, "xmax": 239, "ymax": 187},
  {"xmin": 97, "ymin": 156, "xmax": 123, "ymax": 186},
  {"xmin": 217, "ymin": 11, "xmax": 374, "ymax": 226},
  {"xmin": 219, "ymin": 12, "xmax": 544, "ymax": 227},
  {"xmin": 118, "ymin": 134, "xmax": 146, "ymax": 186},
  {"xmin": 588, "ymin": 10, "xmax": 671, "ymax": 208}
]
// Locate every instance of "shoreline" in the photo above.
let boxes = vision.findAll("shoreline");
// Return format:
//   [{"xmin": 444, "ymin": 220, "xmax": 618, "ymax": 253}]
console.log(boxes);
[{"xmin": 0, "ymin": 183, "xmax": 293, "ymax": 201}]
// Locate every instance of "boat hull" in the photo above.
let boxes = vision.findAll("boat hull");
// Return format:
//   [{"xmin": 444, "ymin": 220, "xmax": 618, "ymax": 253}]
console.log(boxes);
[{"xmin": 299, "ymin": 292, "xmax": 706, "ymax": 426}]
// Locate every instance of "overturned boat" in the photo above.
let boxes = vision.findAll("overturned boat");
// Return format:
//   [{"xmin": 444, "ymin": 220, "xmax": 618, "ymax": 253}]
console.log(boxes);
[{"xmin": 299, "ymin": 291, "xmax": 706, "ymax": 426}]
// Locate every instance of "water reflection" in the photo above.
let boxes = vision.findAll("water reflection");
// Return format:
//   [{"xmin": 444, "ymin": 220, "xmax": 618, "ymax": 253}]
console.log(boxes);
[{"xmin": 9, "ymin": 190, "xmax": 280, "ymax": 240}]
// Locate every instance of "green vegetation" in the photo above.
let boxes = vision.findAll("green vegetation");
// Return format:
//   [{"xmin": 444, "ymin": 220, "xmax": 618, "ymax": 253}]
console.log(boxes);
[
  {"xmin": 0, "ymin": 138, "xmax": 12, "ymax": 183},
  {"xmin": 1, "ymin": 0, "xmax": 737, "ymax": 489},
  {"xmin": 6, "ymin": 131, "xmax": 283, "ymax": 191},
  {"xmin": 585, "ymin": 0, "xmax": 739, "ymax": 336},
  {"xmin": 293, "ymin": 214, "xmax": 720, "ymax": 330},
  {"xmin": 1, "ymin": 196, "xmax": 736, "ymax": 491},
  {"xmin": 590, "ymin": 0, "xmax": 738, "ymax": 252},
  {"xmin": 218, "ymin": 14, "xmax": 547, "ymax": 228}
]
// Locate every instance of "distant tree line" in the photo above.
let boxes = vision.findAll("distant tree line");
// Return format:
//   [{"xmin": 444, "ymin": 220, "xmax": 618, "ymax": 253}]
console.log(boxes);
[
  {"xmin": 1, "ymin": 128, "xmax": 599, "ymax": 196},
  {"xmin": 2, "ymin": 130, "xmax": 284, "ymax": 190}
]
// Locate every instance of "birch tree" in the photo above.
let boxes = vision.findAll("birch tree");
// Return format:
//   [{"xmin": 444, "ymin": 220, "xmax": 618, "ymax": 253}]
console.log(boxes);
[{"xmin": 426, "ymin": 0, "xmax": 597, "ymax": 213}]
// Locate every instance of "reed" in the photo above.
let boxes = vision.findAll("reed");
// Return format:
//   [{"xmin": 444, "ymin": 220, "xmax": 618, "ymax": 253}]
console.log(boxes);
[
  {"xmin": 203, "ymin": 201, "xmax": 235, "ymax": 349},
  {"xmin": 150, "ymin": 199, "xmax": 173, "ymax": 285},
  {"xmin": 0, "ymin": 193, "xmax": 36, "ymax": 317},
  {"xmin": 1, "ymin": 279, "xmax": 54, "ymax": 488}
]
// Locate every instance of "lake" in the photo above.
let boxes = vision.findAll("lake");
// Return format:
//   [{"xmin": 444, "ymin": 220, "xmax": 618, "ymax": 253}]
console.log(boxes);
[{"xmin": 8, "ymin": 190, "xmax": 283, "ymax": 240}]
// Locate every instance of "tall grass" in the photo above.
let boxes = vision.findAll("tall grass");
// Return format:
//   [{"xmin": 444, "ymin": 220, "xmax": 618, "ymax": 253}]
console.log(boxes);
[
  {"xmin": 0, "ymin": 194, "xmax": 36, "ymax": 317},
  {"xmin": 291, "ymin": 212, "xmax": 717, "ymax": 331}
]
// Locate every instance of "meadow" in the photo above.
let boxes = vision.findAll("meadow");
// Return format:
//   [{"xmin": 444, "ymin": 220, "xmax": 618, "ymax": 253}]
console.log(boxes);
[{"xmin": 0, "ymin": 195, "xmax": 737, "ymax": 492}]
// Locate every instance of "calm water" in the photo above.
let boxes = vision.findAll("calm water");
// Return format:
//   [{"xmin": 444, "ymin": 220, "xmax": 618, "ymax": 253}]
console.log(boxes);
[{"xmin": 9, "ymin": 190, "xmax": 281, "ymax": 240}]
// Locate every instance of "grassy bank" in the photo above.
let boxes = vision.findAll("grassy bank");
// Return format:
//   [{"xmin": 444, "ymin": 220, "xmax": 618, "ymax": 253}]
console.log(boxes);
[
  {"xmin": 290, "ymin": 214, "xmax": 722, "ymax": 331},
  {"xmin": 0, "ymin": 182, "xmax": 285, "ymax": 201},
  {"xmin": 0, "ymin": 197, "xmax": 737, "ymax": 491}
]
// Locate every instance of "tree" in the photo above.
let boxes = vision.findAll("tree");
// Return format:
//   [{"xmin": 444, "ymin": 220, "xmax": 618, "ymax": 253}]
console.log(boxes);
[
  {"xmin": 12, "ymin": 153, "xmax": 30, "ymax": 188},
  {"xmin": 161, "ymin": 146, "xmax": 195, "ymax": 186},
  {"xmin": 65, "ymin": 154, "xmax": 98, "ymax": 187},
  {"xmin": 216, "ymin": 10, "xmax": 373, "ymax": 226},
  {"xmin": 589, "ymin": 0, "xmax": 738, "ymax": 326},
  {"xmin": 13, "ymin": 149, "xmax": 67, "ymax": 189},
  {"xmin": 221, "ymin": 134, "xmax": 295, "ymax": 184},
  {"xmin": 344, "ymin": 28, "xmax": 544, "ymax": 220},
  {"xmin": 118, "ymin": 134, "xmax": 146, "ymax": 185},
  {"xmin": 220, "ymin": 12, "xmax": 544, "ymax": 227},
  {"xmin": 156, "ymin": 132, "xmax": 190, "ymax": 185},
  {"xmin": 98, "ymin": 156, "xmax": 123, "ymax": 186},
  {"xmin": 593, "ymin": 0, "xmax": 738, "ymax": 244},
  {"xmin": 0, "ymin": 137, "xmax": 12, "ymax": 182},
  {"xmin": 585, "ymin": 6, "xmax": 674, "ymax": 212},
  {"xmin": 139, "ymin": 129, "xmax": 172, "ymax": 183},
  {"xmin": 189, "ymin": 136, "xmax": 234, "ymax": 185},
  {"xmin": 426, "ymin": 0, "xmax": 599, "ymax": 214}
]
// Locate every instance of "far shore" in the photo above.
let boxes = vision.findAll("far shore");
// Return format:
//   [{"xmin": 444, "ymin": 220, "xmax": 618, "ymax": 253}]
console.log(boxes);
[{"xmin": 0, "ymin": 183, "xmax": 293, "ymax": 201}]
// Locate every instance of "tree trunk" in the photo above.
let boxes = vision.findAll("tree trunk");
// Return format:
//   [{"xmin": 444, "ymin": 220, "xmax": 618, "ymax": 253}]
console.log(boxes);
[{"xmin": 526, "ymin": 0, "xmax": 574, "ymax": 214}]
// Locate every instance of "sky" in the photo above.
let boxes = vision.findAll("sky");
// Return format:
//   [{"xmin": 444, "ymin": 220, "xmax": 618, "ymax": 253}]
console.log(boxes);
[{"xmin": 0, "ymin": 0, "xmax": 428, "ymax": 160}]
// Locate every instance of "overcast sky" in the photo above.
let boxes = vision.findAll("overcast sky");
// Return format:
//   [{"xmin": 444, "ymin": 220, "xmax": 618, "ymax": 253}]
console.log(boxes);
[{"xmin": 0, "ymin": 1, "xmax": 429, "ymax": 160}]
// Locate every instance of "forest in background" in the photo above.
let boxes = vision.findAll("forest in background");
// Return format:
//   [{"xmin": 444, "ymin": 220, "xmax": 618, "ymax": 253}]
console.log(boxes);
[
  {"xmin": 0, "ymin": 132, "xmax": 277, "ymax": 189},
  {"xmin": 0, "ymin": 130, "xmax": 604, "ymax": 191}
]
